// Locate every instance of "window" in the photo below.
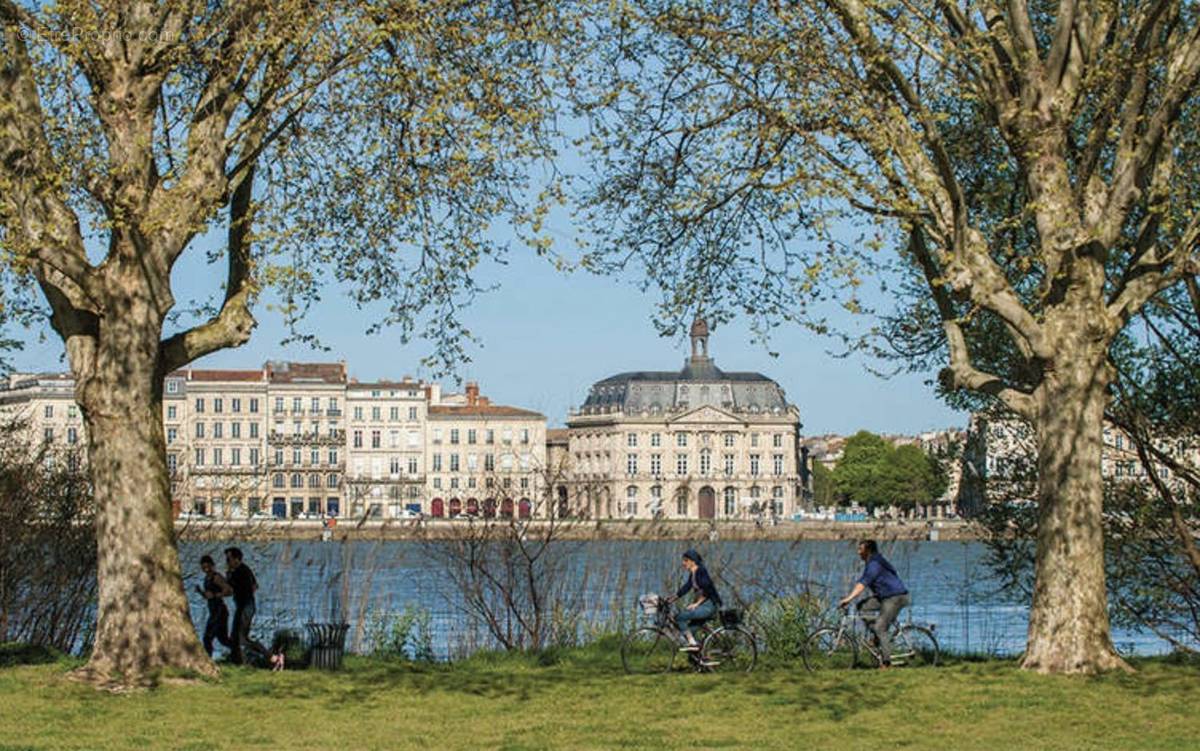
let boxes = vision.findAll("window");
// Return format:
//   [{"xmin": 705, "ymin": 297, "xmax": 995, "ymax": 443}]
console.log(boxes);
[
  {"xmin": 676, "ymin": 454, "xmax": 688, "ymax": 475},
  {"xmin": 292, "ymin": 420, "xmax": 301, "ymax": 435},
  {"xmin": 676, "ymin": 492, "xmax": 688, "ymax": 516},
  {"xmin": 432, "ymin": 454, "xmax": 443, "ymax": 471},
  {"xmin": 433, "ymin": 428, "xmax": 443, "ymax": 444},
  {"xmin": 676, "ymin": 432, "xmax": 688, "ymax": 447},
  {"xmin": 627, "ymin": 432, "xmax": 638, "ymax": 447},
  {"xmin": 468, "ymin": 429, "xmax": 477, "ymax": 444},
  {"xmin": 195, "ymin": 448, "xmax": 205, "ymax": 466},
  {"xmin": 521, "ymin": 429, "xmax": 530, "ymax": 444},
  {"xmin": 291, "ymin": 473, "xmax": 303, "ymax": 488},
  {"xmin": 274, "ymin": 448, "xmax": 284, "ymax": 465},
  {"xmin": 650, "ymin": 433, "xmax": 661, "ymax": 447},
  {"xmin": 627, "ymin": 453, "xmax": 638, "ymax": 475},
  {"xmin": 231, "ymin": 422, "xmax": 241, "ymax": 438},
  {"xmin": 502, "ymin": 428, "xmax": 513, "ymax": 444},
  {"xmin": 231, "ymin": 448, "xmax": 241, "ymax": 466},
  {"xmin": 450, "ymin": 429, "xmax": 460, "ymax": 445},
  {"xmin": 292, "ymin": 397, "xmax": 302, "ymax": 412},
  {"xmin": 250, "ymin": 398, "xmax": 259, "ymax": 413},
  {"xmin": 328, "ymin": 397, "xmax": 339, "ymax": 413},
  {"xmin": 212, "ymin": 422, "xmax": 223, "ymax": 439},
  {"xmin": 450, "ymin": 454, "xmax": 460, "ymax": 472},
  {"xmin": 626, "ymin": 486, "xmax": 638, "ymax": 516},
  {"xmin": 724, "ymin": 454, "xmax": 735, "ymax": 475},
  {"xmin": 501, "ymin": 454, "xmax": 514, "ymax": 470},
  {"xmin": 274, "ymin": 397, "xmax": 284, "ymax": 412},
  {"xmin": 467, "ymin": 454, "xmax": 478, "ymax": 471},
  {"xmin": 232, "ymin": 398, "xmax": 241, "ymax": 413},
  {"xmin": 389, "ymin": 430, "xmax": 400, "ymax": 448},
  {"xmin": 486, "ymin": 429, "xmax": 495, "ymax": 445},
  {"xmin": 650, "ymin": 453, "xmax": 662, "ymax": 476},
  {"xmin": 250, "ymin": 423, "xmax": 259, "ymax": 438},
  {"xmin": 699, "ymin": 449, "xmax": 711, "ymax": 476},
  {"xmin": 353, "ymin": 430, "xmax": 363, "ymax": 448},
  {"xmin": 166, "ymin": 380, "xmax": 179, "ymax": 394},
  {"xmin": 408, "ymin": 457, "xmax": 419, "ymax": 474},
  {"xmin": 354, "ymin": 406, "xmax": 364, "ymax": 421},
  {"xmin": 167, "ymin": 454, "xmax": 178, "ymax": 474},
  {"xmin": 214, "ymin": 398, "xmax": 224, "ymax": 413},
  {"xmin": 407, "ymin": 431, "xmax": 420, "ymax": 448},
  {"xmin": 773, "ymin": 454, "xmax": 784, "ymax": 476},
  {"xmin": 312, "ymin": 397, "xmax": 321, "ymax": 412},
  {"xmin": 328, "ymin": 448, "xmax": 339, "ymax": 465},
  {"xmin": 724, "ymin": 487, "xmax": 736, "ymax": 516},
  {"xmin": 195, "ymin": 422, "xmax": 205, "ymax": 439},
  {"xmin": 371, "ymin": 406, "xmax": 381, "ymax": 421},
  {"xmin": 750, "ymin": 454, "xmax": 760, "ymax": 476},
  {"xmin": 292, "ymin": 447, "xmax": 302, "ymax": 464},
  {"xmin": 311, "ymin": 448, "xmax": 320, "ymax": 465},
  {"xmin": 390, "ymin": 406, "xmax": 399, "ymax": 421},
  {"xmin": 723, "ymin": 433, "xmax": 735, "ymax": 448},
  {"xmin": 167, "ymin": 405, "xmax": 177, "ymax": 419},
  {"xmin": 273, "ymin": 474, "xmax": 285, "ymax": 489},
  {"xmin": 67, "ymin": 427, "xmax": 78, "ymax": 445},
  {"xmin": 249, "ymin": 448, "xmax": 260, "ymax": 466},
  {"xmin": 167, "ymin": 427, "xmax": 177, "ymax": 444},
  {"xmin": 751, "ymin": 433, "xmax": 759, "ymax": 448},
  {"xmin": 773, "ymin": 433, "xmax": 783, "ymax": 448},
  {"xmin": 212, "ymin": 448, "xmax": 223, "ymax": 466},
  {"xmin": 309, "ymin": 474, "xmax": 321, "ymax": 488},
  {"xmin": 371, "ymin": 430, "xmax": 381, "ymax": 449},
  {"xmin": 485, "ymin": 454, "xmax": 495, "ymax": 471},
  {"xmin": 328, "ymin": 474, "xmax": 339, "ymax": 488},
  {"xmin": 408, "ymin": 406, "xmax": 418, "ymax": 421},
  {"xmin": 194, "ymin": 398, "xmax": 205, "ymax": 413}
]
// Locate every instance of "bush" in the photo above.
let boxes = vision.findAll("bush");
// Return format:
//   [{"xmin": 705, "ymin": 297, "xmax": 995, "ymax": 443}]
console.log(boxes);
[
  {"xmin": 365, "ymin": 605, "xmax": 436, "ymax": 662},
  {"xmin": 747, "ymin": 593, "xmax": 824, "ymax": 659}
]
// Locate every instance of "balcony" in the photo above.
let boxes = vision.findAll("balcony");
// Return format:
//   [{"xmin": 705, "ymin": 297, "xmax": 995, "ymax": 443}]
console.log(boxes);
[
  {"xmin": 344, "ymin": 474, "xmax": 425, "ymax": 486},
  {"xmin": 268, "ymin": 430, "xmax": 345, "ymax": 446},
  {"xmin": 327, "ymin": 409, "xmax": 343, "ymax": 417}
]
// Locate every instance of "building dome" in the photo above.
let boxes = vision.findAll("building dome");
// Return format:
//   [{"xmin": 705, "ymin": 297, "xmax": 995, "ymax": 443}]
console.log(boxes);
[{"xmin": 579, "ymin": 322, "xmax": 790, "ymax": 415}]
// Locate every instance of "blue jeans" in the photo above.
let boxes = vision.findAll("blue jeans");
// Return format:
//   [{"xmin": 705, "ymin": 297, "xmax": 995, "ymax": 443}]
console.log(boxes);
[{"xmin": 675, "ymin": 600, "xmax": 717, "ymax": 641}]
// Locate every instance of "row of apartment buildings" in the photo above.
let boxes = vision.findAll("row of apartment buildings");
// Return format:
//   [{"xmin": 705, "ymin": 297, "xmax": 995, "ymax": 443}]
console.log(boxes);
[{"xmin": 1, "ymin": 319, "xmax": 811, "ymax": 521}]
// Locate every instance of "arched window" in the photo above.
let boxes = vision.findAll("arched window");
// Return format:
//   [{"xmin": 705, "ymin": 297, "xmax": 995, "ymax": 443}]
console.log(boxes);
[
  {"xmin": 724, "ymin": 487, "xmax": 737, "ymax": 516},
  {"xmin": 290, "ymin": 473, "xmax": 302, "ymax": 488},
  {"xmin": 625, "ymin": 485, "xmax": 638, "ymax": 516},
  {"xmin": 308, "ymin": 474, "xmax": 320, "ymax": 488}
]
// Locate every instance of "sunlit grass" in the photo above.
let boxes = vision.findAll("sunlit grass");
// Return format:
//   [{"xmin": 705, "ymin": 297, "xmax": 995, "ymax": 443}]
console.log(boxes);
[{"xmin": 1, "ymin": 641, "xmax": 1197, "ymax": 750}]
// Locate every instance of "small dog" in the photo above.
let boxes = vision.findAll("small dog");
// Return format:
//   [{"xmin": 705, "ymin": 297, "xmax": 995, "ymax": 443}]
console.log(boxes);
[{"xmin": 269, "ymin": 650, "xmax": 285, "ymax": 672}]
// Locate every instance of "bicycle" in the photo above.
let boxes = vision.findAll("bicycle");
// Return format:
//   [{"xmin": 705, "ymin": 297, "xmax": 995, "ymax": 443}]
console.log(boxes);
[
  {"xmin": 801, "ymin": 603, "xmax": 939, "ymax": 670},
  {"xmin": 621, "ymin": 595, "xmax": 758, "ymax": 674}
]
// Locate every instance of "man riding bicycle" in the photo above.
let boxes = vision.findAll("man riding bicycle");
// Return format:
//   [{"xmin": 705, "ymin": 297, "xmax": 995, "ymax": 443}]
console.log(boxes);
[{"xmin": 839, "ymin": 539, "xmax": 910, "ymax": 668}]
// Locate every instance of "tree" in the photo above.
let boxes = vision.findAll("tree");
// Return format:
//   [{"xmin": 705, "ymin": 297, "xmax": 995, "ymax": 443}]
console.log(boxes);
[
  {"xmin": 0, "ymin": 1, "xmax": 563, "ymax": 685},
  {"xmin": 831, "ymin": 431, "xmax": 943, "ymax": 510},
  {"xmin": 810, "ymin": 460, "xmax": 837, "ymax": 507},
  {"xmin": 575, "ymin": 1, "xmax": 1200, "ymax": 673}
]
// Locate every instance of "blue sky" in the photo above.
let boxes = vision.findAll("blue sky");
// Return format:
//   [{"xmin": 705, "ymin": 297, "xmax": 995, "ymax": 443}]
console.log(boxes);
[{"xmin": 9, "ymin": 227, "xmax": 964, "ymax": 435}]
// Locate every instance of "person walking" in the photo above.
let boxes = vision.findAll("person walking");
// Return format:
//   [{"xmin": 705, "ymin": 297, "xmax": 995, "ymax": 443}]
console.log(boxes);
[
  {"xmin": 839, "ymin": 539, "xmax": 911, "ymax": 668},
  {"xmin": 196, "ymin": 555, "xmax": 234, "ymax": 657},
  {"xmin": 225, "ymin": 547, "xmax": 269, "ymax": 665}
]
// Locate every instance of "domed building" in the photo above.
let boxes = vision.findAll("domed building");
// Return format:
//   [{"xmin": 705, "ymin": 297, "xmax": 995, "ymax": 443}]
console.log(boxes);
[{"xmin": 562, "ymin": 318, "xmax": 803, "ymax": 520}]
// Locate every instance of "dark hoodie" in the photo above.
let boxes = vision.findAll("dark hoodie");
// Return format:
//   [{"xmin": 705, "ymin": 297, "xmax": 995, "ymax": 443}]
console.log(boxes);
[{"xmin": 676, "ymin": 550, "xmax": 722, "ymax": 606}]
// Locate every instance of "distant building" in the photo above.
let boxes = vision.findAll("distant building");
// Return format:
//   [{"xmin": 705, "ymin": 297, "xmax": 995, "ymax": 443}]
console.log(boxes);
[{"xmin": 560, "ymin": 318, "xmax": 804, "ymax": 520}]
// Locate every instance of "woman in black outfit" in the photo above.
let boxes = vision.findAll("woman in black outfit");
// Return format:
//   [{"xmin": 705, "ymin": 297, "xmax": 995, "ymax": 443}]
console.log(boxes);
[
  {"xmin": 668, "ymin": 549, "xmax": 722, "ymax": 651},
  {"xmin": 196, "ymin": 555, "xmax": 234, "ymax": 656}
]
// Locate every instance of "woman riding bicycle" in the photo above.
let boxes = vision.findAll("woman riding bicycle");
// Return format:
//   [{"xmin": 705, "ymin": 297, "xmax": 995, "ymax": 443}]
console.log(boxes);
[{"xmin": 667, "ymin": 549, "xmax": 722, "ymax": 652}]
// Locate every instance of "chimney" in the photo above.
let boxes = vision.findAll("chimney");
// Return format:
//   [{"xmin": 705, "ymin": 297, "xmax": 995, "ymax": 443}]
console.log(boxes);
[
  {"xmin": 478, "ymin": 396, "xmax": 491, "ymax": 407},
  {"xmin": 466, "ymin": 382, "xmax": 480, "ymax": 407}
]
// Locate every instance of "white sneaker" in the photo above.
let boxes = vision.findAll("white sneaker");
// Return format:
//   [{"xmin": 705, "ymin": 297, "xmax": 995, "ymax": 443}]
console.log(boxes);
[{"xmin": 679, "ymin": 643, "xmax": 700, "ymax": 652}]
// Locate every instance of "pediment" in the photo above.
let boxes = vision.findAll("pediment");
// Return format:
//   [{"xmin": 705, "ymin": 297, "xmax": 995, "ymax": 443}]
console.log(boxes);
[{"xmin": 668, "ymin": 405, "xmax": 742, "ymax": 425}]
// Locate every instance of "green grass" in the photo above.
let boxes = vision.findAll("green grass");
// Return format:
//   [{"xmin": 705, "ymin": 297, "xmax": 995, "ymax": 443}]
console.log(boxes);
[{"xmin": 1, "ymin": 641, "xmax": 1197, "ymax": 750}]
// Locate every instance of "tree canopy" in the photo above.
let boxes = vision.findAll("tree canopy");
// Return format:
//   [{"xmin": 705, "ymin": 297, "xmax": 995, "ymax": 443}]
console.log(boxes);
[{"xmin": 831, "ymin": 431, "xmax": 945, "ymax": 509}]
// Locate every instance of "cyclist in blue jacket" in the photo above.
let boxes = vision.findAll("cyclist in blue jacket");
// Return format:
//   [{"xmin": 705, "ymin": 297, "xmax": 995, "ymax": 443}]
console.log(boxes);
[
  {"xmin": 839, "ymin": 539, "xmax": 911, "ymax": 667},
  {"xmin": 668, "ymin": 549, "xmax": 722, "ymax": 651}
]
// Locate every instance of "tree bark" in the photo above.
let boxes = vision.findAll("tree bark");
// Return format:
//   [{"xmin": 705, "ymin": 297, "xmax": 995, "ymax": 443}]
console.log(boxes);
[
  {"xmin": 69, "ymin": 291, "xmax": 216, "ymax": 686},
  {"xmin": 1023, "ymin": 348, "xmax": 1130, "ymax": 674}
]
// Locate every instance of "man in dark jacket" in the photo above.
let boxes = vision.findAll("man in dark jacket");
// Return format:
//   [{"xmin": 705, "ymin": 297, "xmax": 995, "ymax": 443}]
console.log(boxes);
[
  {"xmin": 839, "ymin": 539, "xmax": 911, "ymax": 667},
  {"xmin": 669, "ymin": 549, "xmax": 722, "ymax": 651},
  {"xmin": 225, "ymin": 547, "xmax": 269, "ymax": 664}
]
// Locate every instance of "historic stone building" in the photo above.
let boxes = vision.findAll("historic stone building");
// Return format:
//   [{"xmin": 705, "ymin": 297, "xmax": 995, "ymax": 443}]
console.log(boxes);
[{"xmin": 562, "ymin": 318, "xmax": 804, "ymax": 520}]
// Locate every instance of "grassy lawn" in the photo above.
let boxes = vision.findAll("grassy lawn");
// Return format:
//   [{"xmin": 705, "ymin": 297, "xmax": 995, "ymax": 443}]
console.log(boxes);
[{"xmin": 1, "ymin": 642, "xmax": 1197, "ymax": 750}]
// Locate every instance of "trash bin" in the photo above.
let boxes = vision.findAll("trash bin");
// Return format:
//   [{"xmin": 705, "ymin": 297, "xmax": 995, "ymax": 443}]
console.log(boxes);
[{"xmin": 305, "ymin": 622, "xmax": 350, "ymax": 670}]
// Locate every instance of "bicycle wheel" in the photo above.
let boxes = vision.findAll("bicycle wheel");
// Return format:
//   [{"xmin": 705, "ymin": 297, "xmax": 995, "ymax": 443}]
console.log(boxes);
[
  {"xmin": 890, "ymin": 625, "xmax": 939, "ymax": 667},
  {"xmin": 802, "ymin": 627, "xmax": 860, "ymax": 671},
  {"xmin": 701, "ymin": 627, "xmax": 757, "ymax": 673},
  {"xmin": 621, "ymin": 627, "xmax": 678, "ymax": 674}
]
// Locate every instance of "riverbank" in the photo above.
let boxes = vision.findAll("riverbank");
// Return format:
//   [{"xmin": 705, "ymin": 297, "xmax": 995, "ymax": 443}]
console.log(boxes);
[
  {"xmin": 174, "ymin": 517, "xmax": 979, "ymax": 542},
  {"xmin": 2, "ymin": 643, "xmax": 1196, "ymax": 750}
]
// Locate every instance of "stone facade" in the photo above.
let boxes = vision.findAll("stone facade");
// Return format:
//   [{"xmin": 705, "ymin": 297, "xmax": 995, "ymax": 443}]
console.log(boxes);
[{"xmin": 561, "ymin": 319, "xmax": 804, "ymax": 520}]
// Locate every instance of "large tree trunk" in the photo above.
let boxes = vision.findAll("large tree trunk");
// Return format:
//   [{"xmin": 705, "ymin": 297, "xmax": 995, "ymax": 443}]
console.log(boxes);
[
  {"xmin": 1023, "ymin": 351, "xmax": 1130, "ymax": 674},
  {"xmin": 70, "ymin": 299, "xmax": 216, "ymax": 686}
]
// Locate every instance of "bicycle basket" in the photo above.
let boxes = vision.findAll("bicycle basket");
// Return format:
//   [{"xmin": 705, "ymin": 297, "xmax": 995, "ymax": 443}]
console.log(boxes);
[
  {"xmin": 638, "ymin": 594, "xmax": 661, "ymax": 616},
  {"xmin": 719, "ymin": 608, "xmax": 742, "ymax": 627}
]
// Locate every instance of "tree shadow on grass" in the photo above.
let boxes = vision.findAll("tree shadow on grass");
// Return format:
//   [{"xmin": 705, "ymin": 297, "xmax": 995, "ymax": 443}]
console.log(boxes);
[{"xmin": 0, "ymin": 643, "xmax": 68, "ymax": 668}]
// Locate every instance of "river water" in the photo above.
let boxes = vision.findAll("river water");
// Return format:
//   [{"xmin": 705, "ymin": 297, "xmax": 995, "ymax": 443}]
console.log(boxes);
[{"xmin": 179, "ymin": 539, "xmax": 1171, "ymax": 659}]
